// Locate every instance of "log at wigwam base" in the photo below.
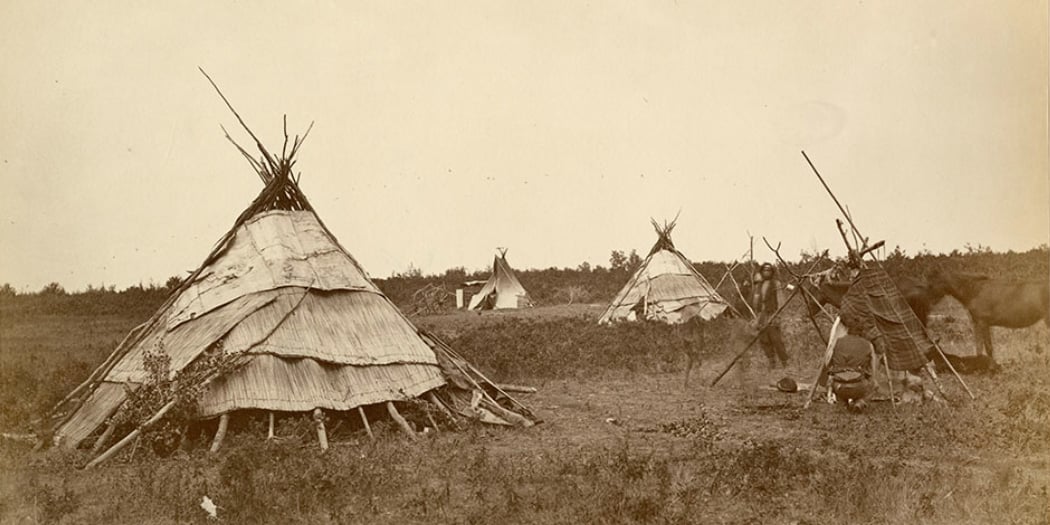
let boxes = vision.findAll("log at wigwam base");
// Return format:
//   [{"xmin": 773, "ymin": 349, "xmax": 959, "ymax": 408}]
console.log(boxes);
[
  {"xmin": 210, "ymin": 413, "xmax": 230, "ymax": 453},
  {"xmin": 84, "ymin": 397, "xmax": 179, "ymax": 469},
  {"xmin": 91, "ymin": 422, "xmax": 117, "ymax": 455},
  {"xmin": 357, "ymin": 406, "xmax": 374, "ymax": 440},
  {"xmin": 495, "ymin": 383, "xmax": 538, "ymax": 394},
  {"xmin": 313, "ymin": 409, "xmax": 328, "ymax": 451},
  {"xmin": 386, "ymin": 402, "xmax": 417, "ymax": 440},
  {"xmin": 427, "ymin": 392, "xmax": 453, "ymax": 418}
]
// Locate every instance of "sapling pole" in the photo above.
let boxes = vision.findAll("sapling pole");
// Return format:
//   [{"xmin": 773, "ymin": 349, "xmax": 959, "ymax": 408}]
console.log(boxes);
[
  {"xmin": 727, "ymin": 270, "xmax": 756, "ymax": 320},
  {"xmin": 51, "ymin": 322, "xmax": 147, "ymax": 415},
  {"xmin": 479, "ymin": 398, "xmax": 534, "ymax": 427},
  {"xmin": 85, "ymin": 398, "xmax": 179, "ymax": 469},
  {"xmin": 386, "ymin": 402, "xmax": 417, "ymax": 440},
  {"xmin": 762, "ymin": 239, "xmax": 834, "ymax": 323},
  {"xmin": 427, "ymin": 392, "xmax": 454, "ymax": 418},
  {"xmin": 802, "ymin": 151, "xmax": 867, "ymax": 242},
  {"xmin": 884, "ymin": 355, "xmax": 896, "ymax": 410},
  {"xmin": 357, "ymin": 406, "xmax": 374, "ymax": 440},
  {"xmin": 712, "ymin": 260, "xmax": 740, "ymax": 295},
  {"xmin": 313, "ymin": 409, "xmax": 328, "ymax": 451},
  {"xmin": 91, "ymin": 422, "xmax": 117, "ymax": 455},
  {"xmin": 803, "ymin": 316, "xmax": 841, "ymax": 410},
  {"xmin": 424, "ymin": 411, "xmax": 440, "ymax": 433},
  {"xmin": 209, "ymin": 414, "xmax": 229, "ymax": 453},
  {"xmin": 710, "ymin": 285, "xmax": 803, "ymax": 387},
  {"xmin": 711, "ymin": 255, "xmax": 829, "ymax": 386},
  {"xmin": 928, "ymin": 339, "xmax": 975, "ymax": 400},
  {"xmin": 267, "ymin": 412, "xmax": 275, "ymax": 439},
  {"xmin": 496, "ymin": 384, "xmax": 538, "ymax": 394},
  {"xmin": 923, "ymin": 364, "xmax": 950, "ymax": 403}
]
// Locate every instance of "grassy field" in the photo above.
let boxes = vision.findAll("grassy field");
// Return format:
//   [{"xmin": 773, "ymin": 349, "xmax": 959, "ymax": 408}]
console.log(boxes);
[{"xmin": 1, "ymin": 295, "xmax": 1048, "ymax": 523}]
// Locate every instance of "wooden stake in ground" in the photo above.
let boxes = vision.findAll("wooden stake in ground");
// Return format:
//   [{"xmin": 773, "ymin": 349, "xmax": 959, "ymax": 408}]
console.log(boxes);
[
  {"xmin": 209, "ymin": 414, "xmax": 229, "ymax": 453},
  {"xmin": 357, "ymin": 406, "xmax": 374, "ymax": 440},
  {"xmin": 91, "ymin": 422, "xmax": 117, "ymax": 455},
  {"xmin": 427, "ymin": 392, "xmax": 454, "ymax": 418},
  {"xmin": 267, "ymin": 412, "xmax": 275, "ymax": 439},
  {"xmin": 386, "ymin": 402, "xmax": 417, "ymax": 440},
  {"xmin": 884, "ymin": 355, "xmax": 896, "ymax": 410},
  {"xmin": 313, "ymin": 409, "xmax": 328, "ymax": 451},
  {"xmin": 803, "ymin": 316, "xmax": 842, "ymax": 410}
]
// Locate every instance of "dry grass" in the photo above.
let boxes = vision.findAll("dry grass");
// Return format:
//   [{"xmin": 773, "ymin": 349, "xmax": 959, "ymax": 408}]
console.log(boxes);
[{"xmin": 0, "ymin": 288, "xmax": 1048, "ymax": 523}]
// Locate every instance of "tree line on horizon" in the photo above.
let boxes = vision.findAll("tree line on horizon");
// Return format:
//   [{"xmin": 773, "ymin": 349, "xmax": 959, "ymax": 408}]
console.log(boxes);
[{"xmin": 4, "ymin": 244, "xmax": 1044, "ymax": 318}]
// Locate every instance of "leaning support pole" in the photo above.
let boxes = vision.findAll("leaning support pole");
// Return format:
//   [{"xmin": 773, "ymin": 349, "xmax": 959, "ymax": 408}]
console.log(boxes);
[
  {"xmin": 923, "ymin": 363, "xmax": 950, "ymax": 403},
  {"xmin": 480, "ymin": 397, "xmax": 535, "ymax": 427},
  {"xmin": 710, "ymin": 285, "xmax": 803, "ymax": 387},
  {"xmin": 727, "ymin": 269, "xmax": 756, "ymax": 319},
  {"xmin": 884, "ymin": 355, "xmax": 896, "ymax": 410},
  {"xmin": 926, "ymin": 339, "xmax": 976, "ymax": 400},
  {"xmin": 427, "ymin": 392, "xmax": 454, "ymax": 418},
  {"xmin": 711, "ymin": 255, "xmax": 828, "ymax": 387},
  {"xmin": 386, "ymin": 402, "xmax": 417, "ymax": 440},
  {"xmin": 85, "ymin": 398, "xmax": 178, "ymax": 469},
  {"xmin": 209, "ymin": 413, "xmax": 229, "ymax": 453},
  {"xmin": 91, "ymin": 422, "xmax": 117, "ymax": 455},
  {"xmin": 357, "ymin": 406, "xmax": 374, "ymax": 440},
  {"xmin": 424, "ymin": 411, "xmax": 440, "ymax": 433},
  {"xmin": 313, "ymin": 409, "xmax": 328, "ymax": 451},
  {"xmin": 803, "ymin": 316, "xmax": 841, "ymax": 409}
]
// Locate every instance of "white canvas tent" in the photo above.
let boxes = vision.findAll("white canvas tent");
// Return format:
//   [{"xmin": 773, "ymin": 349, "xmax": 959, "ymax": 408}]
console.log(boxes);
[
  {"xmin": 46, "ymin": 121, "xmax": 536, "ymax": 459},
  {"xmin": 467, "ymin": 249, "xmax": 533, "ymax": 310},
  {"xmin": 599, "ymin": 219, "xmax": 729, "ymax": 325}
]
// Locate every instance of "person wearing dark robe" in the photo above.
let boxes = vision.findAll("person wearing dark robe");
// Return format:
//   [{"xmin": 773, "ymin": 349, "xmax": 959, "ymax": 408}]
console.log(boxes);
[
  {"xmin": 828, "ymin": 315, "xmax": 879, "ymax": 412},
  {"xmin": 752, "ymin": 263, "xmax": 790, "ymax": 368}
]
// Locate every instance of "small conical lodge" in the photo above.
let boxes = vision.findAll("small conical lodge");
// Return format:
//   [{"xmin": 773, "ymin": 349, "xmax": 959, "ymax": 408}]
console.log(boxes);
[
  {"xmin": 467, "ymin": 249, "xmax": 533, "ymax": 310},
  {"xmin": 599, "ymin": 218, "xmax": 728, "ymax": 324},
  {"xmin": 47, "ymin": 115, "xmax": 535, "ymax": 457}
]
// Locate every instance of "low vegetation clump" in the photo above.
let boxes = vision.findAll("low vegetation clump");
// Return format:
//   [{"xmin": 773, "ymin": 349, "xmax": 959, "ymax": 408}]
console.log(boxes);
[{"xmin": 433, "ymin": 315, "xmax": 740, "ymax": 382}]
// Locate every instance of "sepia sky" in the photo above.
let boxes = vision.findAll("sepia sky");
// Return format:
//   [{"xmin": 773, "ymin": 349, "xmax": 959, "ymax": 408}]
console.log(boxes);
[{"xmin": 1, "ymin": 1, "xmax": 1047, "ymax": 292}]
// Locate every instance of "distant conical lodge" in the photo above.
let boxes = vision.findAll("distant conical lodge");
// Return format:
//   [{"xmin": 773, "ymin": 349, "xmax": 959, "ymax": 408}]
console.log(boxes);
[
  {"xmin": 47, "ymin": 117, "xmax": 535, "ymax": 459},
  {"xmin": 599, "ymin": 219, "xmax": 729, "ymax": 325},
  {"xmin": 467, "ymin": 249, "xmax": 533, "ymax": 310}
]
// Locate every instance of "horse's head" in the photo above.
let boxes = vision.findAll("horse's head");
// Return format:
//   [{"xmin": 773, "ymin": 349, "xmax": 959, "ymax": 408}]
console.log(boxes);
[
  {"xmin": 925, "ymin": 267, "xmax": 954, "ymax": 297},
  {"xmin": 926, "ymin": 267, "xmax": 988, "ymax": 301},
  {"xmin": 799, "ymin": 275, "xmax": 849, "ymax": 317}
]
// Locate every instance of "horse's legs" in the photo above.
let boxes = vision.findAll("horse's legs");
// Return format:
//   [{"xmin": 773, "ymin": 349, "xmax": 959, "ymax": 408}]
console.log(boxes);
[
  {"xmin": 975, "ymin": 321, "xmax": 994, "ymax": 363},
  {"xmin": 683, "ymin": 350, "xmax": 694, "ymax": 389}
]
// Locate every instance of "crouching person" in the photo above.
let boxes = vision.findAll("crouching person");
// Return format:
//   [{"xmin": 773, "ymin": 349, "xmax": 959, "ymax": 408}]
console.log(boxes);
[{"xmin": 828, "ymin": 319, "xmax": 879, "ymax": 413}]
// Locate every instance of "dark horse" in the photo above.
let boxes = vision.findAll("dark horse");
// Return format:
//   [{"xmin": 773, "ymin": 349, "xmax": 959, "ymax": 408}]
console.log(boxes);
[
  {"xmin": 800, "ymin": 275, "xmax": 943, "ymax": 326},
  {"xmin": 926, "ymin": 269, "xmax": 1049, "ymax": 364}
]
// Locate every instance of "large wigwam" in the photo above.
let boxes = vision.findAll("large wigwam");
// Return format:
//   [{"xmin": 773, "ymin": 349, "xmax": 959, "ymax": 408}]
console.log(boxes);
[
  {"xmin": 599, "ymin": 218, "xmax": 729, "ymax": 325},
  {"xmin": 45, "ymin": 85, "xmax": 536, "ymax": 466}
]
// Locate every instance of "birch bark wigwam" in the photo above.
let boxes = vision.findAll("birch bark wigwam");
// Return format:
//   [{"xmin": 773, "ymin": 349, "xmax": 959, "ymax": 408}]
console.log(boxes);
[{"xmin": 46, "ymin": 73, "xmax": 538, "ymax": 466}]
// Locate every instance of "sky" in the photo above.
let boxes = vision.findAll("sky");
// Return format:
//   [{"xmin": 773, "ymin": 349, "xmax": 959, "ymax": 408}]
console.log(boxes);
[{"xmin": 1, "ymin": 1, "xmax": 1047, "ymax": 293}]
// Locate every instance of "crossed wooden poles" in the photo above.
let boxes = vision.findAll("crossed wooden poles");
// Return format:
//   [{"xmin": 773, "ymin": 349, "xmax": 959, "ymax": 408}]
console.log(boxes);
[{"xmin": 711, "ymin": 152, "xmax": 975, "ymax": 408}]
